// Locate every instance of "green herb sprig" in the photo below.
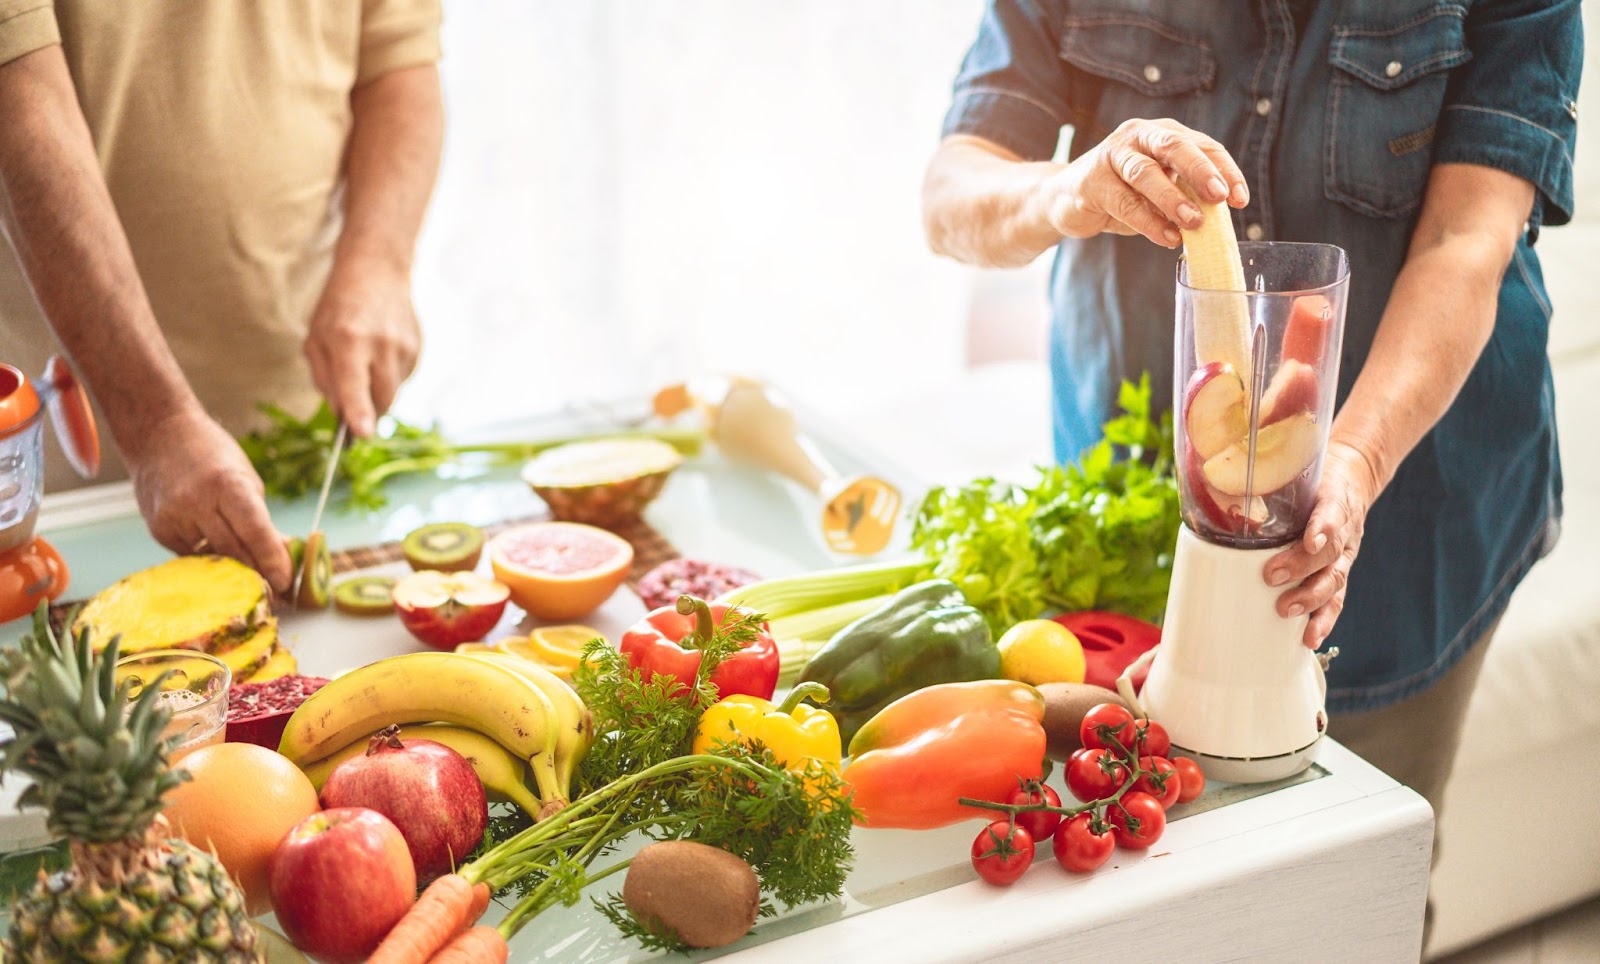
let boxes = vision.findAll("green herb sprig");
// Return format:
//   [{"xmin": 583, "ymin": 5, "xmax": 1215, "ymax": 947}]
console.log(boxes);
[{"xmin": 908, "ymin": 375, "xmax": 1180, "ymax": 631}]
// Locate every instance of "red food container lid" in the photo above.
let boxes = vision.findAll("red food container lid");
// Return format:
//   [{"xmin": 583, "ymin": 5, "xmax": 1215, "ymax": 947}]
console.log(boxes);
[
  {"xmin": 0, "ymin": 364, "xmax": 42, "ymax": 439},
  {"xmin": 1052, "ymin": 611, "xmax": 1162, "ymax": 692}
]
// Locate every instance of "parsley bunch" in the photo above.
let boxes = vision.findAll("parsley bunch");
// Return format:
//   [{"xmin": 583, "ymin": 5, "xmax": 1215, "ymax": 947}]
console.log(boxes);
[{"xmin": 909, "ymin": 375, "xmax": 1181, "ymax": 632}]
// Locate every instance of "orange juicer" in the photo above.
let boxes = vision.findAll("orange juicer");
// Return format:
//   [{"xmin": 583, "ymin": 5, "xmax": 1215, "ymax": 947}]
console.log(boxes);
[{"xmin": 0, "ymin": 357, "xmax": 100, "ymax": 624}]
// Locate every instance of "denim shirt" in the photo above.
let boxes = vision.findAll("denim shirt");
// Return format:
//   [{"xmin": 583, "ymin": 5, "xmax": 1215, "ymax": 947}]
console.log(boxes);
[{"xmin": 942, "ymin": 0, "xmax": 1583, "ymax": 712}]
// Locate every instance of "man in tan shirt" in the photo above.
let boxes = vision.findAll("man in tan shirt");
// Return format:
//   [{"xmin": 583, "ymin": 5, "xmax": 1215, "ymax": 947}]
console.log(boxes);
[{"xmin": 0, "ymin": 1, "xmax": 443, "ymax": 593}]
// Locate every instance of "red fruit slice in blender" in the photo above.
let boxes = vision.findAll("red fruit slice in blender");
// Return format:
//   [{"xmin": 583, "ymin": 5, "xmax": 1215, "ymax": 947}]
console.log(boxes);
[
  {"xmin": 1202, "ymin": 411, "xmax": 1321, "ymax": 497},
  {"xmin": 1259, "ymin": 358, "xmax": 1320, "ymax": 426},
  {"xmin": 1282, "ymin": 295, "xmax": 1333, "ymax": 367},
  {"xmin": 1183, "ymin": 362, "xmax": 1248, "ymax": 461}
]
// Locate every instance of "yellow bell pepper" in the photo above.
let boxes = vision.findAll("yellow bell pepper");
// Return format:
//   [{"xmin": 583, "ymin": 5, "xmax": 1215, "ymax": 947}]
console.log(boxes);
[{"xmin": 692, "ymin": 681, "xmax": 842, "ymax": 772}]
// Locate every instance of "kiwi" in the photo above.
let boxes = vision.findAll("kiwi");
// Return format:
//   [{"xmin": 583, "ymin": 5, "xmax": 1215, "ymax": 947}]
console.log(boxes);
[
  {"xmin": 294, "ymin": 531, "xmax": 332, "ymax": 609},
  {"xmin": 622, "ymin": 841, "xmax": 760, "ymax": 949},
  {"xmin": 332, "ymin": 574, "xmax": 397, "ymax": 616},
  {"xmin": 401, "ymin": 522, "xmax": 484, "ymax": 572},
  {"xmin": 284, "ymin": 536, "xmax": 306, "ymax": 577},
  {"xmin": 1040, "ymin": 682, "xmax": 1135, "ymax": 761}
]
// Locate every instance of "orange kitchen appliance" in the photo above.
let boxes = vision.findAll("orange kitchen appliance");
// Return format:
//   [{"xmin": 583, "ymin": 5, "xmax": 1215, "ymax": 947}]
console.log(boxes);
[
  {"xmin": 0, "ymin": 357, "xmax": 100, "ymax": 623},
  {"xmin": 1123, "ymin": 242, "xmax": 1348, "ymax": 783}
]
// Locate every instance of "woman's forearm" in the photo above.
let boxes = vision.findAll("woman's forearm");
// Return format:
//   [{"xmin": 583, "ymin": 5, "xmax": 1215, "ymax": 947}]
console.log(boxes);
[
  {"xmin": 1329, "ymin": 164, "xmax": 1535, "ymax": 495},
  {"xmin": 922, "ymin": 136, "xmax": 1064, "ymax": 268}
]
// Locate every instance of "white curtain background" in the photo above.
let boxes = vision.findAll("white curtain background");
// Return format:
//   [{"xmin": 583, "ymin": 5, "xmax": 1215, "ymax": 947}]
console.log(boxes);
[{"xmin": 398, "ymin": 0, "xmax": 1052, "ymax": 480}]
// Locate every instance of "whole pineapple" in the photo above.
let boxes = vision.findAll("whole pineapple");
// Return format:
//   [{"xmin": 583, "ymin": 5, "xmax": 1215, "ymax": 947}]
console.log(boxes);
[{"xmin": 0, "ymin": 608, "xmax": 262, "ymax": 962}]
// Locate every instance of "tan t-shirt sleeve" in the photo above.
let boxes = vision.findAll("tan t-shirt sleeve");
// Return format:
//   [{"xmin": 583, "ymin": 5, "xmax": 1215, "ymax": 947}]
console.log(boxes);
[
  {"xmin": 357, "ymin": 0, "xmax": 442, "ymax": 85},
  {"xmin": 0, "ymin": 0, "xmax": 59, "ymax": 67}
]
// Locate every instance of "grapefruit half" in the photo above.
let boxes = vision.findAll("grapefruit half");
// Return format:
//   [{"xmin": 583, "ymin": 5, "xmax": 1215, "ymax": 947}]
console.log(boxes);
[{"xmin": 488, "ymin": 522, "xmax": 634, "ymax": 621}]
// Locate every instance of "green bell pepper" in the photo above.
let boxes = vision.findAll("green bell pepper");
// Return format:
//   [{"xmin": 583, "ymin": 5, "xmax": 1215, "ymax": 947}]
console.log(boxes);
[{"xmin": 797, "ymin": 579, "xmax": 999, "ymax": 745}]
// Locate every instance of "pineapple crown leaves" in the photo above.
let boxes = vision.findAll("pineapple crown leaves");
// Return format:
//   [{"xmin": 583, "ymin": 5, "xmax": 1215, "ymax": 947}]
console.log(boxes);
[{"xmin": 0, "ymin": 604, "xmax": 188, "ymax": 843}]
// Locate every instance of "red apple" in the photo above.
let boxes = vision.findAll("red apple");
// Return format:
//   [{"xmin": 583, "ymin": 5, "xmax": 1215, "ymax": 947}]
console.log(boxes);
[
  {"xmin": 1183, "ymin": 362, "xmax": 1248, "ymax": 460},
  {"xmin": 392, "ymin": 570, "xmax": 510, "ymax": 649},
  {"xmin": 1259, "ymin": 358, "xmax": 1320, "ymax": 426},
  {"xmin": 1282, "ymin": 295, "xmax": 1332, "ymax": 367},
  {"xmin": 1184, "ymin": 440, "xmax": 1269, "ymax": 534},
  {"xmin": 319, "ymin": 726, "xmax": 489, "ymax": 884},
  {"xmin": 1202, "ymin": 411, "xmax": 1321, "ymax": 497},
  {"xmin": 269, "ymin": 807, "xmax": 416, "ymax": 963}
]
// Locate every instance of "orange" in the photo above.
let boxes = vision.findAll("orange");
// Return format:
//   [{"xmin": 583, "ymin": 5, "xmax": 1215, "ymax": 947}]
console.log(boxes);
[
  {"xmin": 496, "ymin": 625, "xmax": 606, "ymax": 680},
  {"xmin": 488, "ymin": 522, "xmax": 633, "ymax": 621},
  {"xmin": 162, "ymin": 742, "xmax": 321, "ymax": 916}
]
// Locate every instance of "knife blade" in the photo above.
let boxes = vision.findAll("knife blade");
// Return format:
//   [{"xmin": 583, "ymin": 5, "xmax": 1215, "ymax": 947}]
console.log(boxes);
[{"xmin": 291, "ymin": 420, "xmax": 347, "ymax": 608}]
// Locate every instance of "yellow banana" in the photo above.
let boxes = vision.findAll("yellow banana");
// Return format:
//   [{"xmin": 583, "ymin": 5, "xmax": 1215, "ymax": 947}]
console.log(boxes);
[
  {"xmin": 276, "ymin": 652, "xmax": 565, "ymax": 807},
  {"xmin": 1179, "ymin": 181, "xmax": 1251, "ymax": 376},
  {"xmin": 466, "ymin": 653, "xmax": 595, "ymax": 800},
  {"xmin": 298, "ymin": 723, "xmax": 545, "ymax": 817}
]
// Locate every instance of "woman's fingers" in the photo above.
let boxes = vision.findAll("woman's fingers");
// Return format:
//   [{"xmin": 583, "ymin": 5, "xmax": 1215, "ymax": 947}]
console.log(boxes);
[{"xmin": 1105, "ymin": 130, "xmax": 1204, "ymax": 229}]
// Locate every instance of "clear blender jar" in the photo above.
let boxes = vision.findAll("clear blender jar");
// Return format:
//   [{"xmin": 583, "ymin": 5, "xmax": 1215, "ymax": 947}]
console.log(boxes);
[{"xmin": 1174, "ymin": 242, "xmax": 1349, "ymax": 547}]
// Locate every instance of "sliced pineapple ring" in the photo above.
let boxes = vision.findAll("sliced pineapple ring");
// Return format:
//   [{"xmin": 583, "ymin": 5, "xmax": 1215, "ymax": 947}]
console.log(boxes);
[{"xmin": 215, "ymin": 619, "xmax": 278, "ymax": 680}]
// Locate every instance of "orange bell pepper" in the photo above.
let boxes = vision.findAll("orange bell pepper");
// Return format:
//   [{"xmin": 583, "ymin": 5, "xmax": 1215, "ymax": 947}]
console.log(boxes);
[{"xmin": 843, "ymin": 679, "xmax": 1045, "ymax": 830}]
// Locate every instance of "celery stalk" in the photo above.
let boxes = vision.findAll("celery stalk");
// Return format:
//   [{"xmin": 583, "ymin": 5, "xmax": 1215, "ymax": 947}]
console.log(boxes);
[{"xmin": 716, "ymin": 559, "xmax": 922, "ymax": 620}]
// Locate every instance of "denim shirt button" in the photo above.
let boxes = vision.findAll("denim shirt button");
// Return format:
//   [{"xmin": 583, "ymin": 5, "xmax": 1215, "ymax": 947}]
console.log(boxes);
[
  {"xmin": 1568, "ymin": 100, "xmax": 1579, "ymax": 120},
  {"xmin": 1384, "ymin": 60, "xmax": 1403, "ymax": 78},
  {"xmin": 1143, "ymin": 64, "xmax": 1162, "ymax": 83},
  {"xmin": 1255, "ymin": 97, "xmax": 1273, "ymax": 116},
  {"xmin": 1245, "ymin": 222, "xmax": 1264, "ymax": 241}
]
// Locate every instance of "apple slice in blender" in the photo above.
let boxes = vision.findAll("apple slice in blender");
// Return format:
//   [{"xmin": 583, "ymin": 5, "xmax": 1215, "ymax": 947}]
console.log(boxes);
[
  {"xmin": 1259, "ymin": 358, "xmax": 1319, "ymax": 426},
  {"xmin": 1183, "ymin": 362, "xmax": 1249, "ymax": 460},
  {"xmin": 1185, "ymin": 440, "xmax": 1268, "ymax": 532},
  {"xmin": 1282, "ymin": 294, "xmax": 1332, "ymax": 367},
  {"xmin": 1202, "ymin": 411, "xmax": 1320, "ymax": 497}
]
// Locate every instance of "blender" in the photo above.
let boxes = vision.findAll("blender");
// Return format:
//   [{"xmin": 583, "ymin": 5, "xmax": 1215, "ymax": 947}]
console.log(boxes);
[
  {"xmin": 1124, "ymin": 242, "xmax": 1349, "ymax": 783},
  {"xmin": 0, "ymin": 357, "xmax": 100, "ymax": 624}
]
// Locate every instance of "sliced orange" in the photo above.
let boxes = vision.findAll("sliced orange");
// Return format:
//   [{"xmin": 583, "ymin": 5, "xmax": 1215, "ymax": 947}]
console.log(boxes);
[
  {"xmin": 453, "ymin": 642, "xmax": 495, "ymax": 655},
  {"xmin": 488, "ymin": 522, "xmax": 633, "ymax": 621},
  {"xmin": 497, "ymin": 625, "xmax": 607, "ymax": 680}
]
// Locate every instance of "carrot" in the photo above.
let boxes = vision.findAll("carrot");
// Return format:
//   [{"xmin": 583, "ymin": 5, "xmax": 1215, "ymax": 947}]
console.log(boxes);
[
  {"xmin": 465, "ymin": 881, "xmax": 491, "ymax": 928},
  {"xmin": 426, "ymin": 926, "xmax": 509, "ymax": 964},
  {"xmin": 368, "ymin": 874, "xmax": 477, "ymax": 964}
]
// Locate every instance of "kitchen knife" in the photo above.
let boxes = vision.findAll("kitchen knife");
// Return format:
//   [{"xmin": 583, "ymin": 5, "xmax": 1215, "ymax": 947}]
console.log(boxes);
[{"xmin": 291, "ymin": 420, "xmax": 347, "ymax": 608}]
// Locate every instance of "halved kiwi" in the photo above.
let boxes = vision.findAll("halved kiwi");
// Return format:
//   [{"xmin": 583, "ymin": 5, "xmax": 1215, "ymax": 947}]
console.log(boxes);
[
  {"xmin": 332, "ymin": 574, "xmax": 397, "ymax": 616},
  {"xmin": 284, "ymin": 536, "xmax": 306, "ymax": 582},
  {"xmin": 295, "ymin": 531, "xmax": 332, "ymax": 609},
  {"xmin": 402, "ymin": 522, "xmax": 484, "ymax": 572}
]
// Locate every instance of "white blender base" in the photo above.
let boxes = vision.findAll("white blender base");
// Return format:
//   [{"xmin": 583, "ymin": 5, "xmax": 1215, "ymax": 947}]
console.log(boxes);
[
  {"xmin": 1171, "ymin": 735, "xmax": 1323, "ymax": 785},
  {"xmin": 1136, "ymin": 526, "xmax": 1329, "ymax": 784}
]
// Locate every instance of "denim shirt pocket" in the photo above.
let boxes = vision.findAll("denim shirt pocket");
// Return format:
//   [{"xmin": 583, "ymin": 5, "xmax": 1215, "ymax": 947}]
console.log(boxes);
[
  {"xmin": 1058, "ymin": 17, "xmax": 1216, "ymax": 137},
  {"xmin": 1325, "ymin": 5, "xmax": 1471, "ymax": 219}
]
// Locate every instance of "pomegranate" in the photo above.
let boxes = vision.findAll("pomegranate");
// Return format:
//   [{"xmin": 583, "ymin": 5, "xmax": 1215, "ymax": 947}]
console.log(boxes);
[
  {"xmin": 318, "ymin": 725, "xmax": 488, "ymax": 883},
  {"xmin": 226, "ymin": 674, "xmax": 330, "ymax": 749},
  {"xmin": 636, "ymin": 557, "xmax": 762, "ymax": 611}
]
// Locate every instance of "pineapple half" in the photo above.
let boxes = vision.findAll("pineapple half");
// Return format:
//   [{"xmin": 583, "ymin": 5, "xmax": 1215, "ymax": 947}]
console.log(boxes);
[
  {"xmin": 72, "ymin": 556, "xmax": 271, "ymax": 654},
  {"xmin": 0, "ymin": 609, "xmax": 263, "ymax": 962},
  {"xmin": 520, "ymin": 437, "xmax": 683, "ymax": 528}
]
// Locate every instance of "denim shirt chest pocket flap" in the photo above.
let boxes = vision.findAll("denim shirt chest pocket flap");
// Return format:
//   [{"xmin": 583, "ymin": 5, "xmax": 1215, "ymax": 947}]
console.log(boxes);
[
  {"xmin": 1326, "ymin": 4, "xmax": 1471, "ymax": 219},
  {"xmin": 1059, "ymin": 18, "xmax": 1216, "ymax": 133}
]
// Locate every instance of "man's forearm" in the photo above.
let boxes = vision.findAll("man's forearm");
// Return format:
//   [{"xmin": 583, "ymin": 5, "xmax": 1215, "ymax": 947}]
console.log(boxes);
[
  {"xmin": 923, "ymin": 137, "xmax": 1062, "ymax": 269},
  {"xmin": 1329, "ymin": 165, "xmax": 1533, "ymax": 495},
  {"xmin": 332, "ymin": 64, "xmax": 444, "ymax": 283},
  {"xmin": 0, "ymin": 47, "xmax": 199, "ymax": 462}
]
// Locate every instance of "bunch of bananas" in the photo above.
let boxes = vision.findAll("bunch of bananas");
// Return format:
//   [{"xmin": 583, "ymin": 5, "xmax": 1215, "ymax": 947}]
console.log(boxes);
[{"xmin": 278, "ymin": 651, "xmax": 593, "ymax": 819}]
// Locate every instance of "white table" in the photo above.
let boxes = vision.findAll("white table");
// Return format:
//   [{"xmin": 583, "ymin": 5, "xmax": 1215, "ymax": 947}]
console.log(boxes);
[{"xmin": 1, "ymin": 408, "xmax": 1432, "ymax": 962}]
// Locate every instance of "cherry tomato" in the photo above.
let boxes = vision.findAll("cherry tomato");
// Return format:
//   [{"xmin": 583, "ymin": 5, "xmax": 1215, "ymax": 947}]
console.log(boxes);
[
  {"xmin": 970, "ymin": 820, "xmax": 1035, "ymax": 886},
  {"xmin": 1066, "ymin": 748, "xmax": 1130, "ymax": 802},
  {"xmin": 1134, "ymin": 756, "xmax": 1181, "ymax": 809},
  {"xmin": 1135, "ymin": 719, "xmax": 1171, "ymax": 758},
  {"xmin": 1109, "ymin": 791, "xmax": 1166, "ymax": 850},
  {"xmin": 1005, "ymin": 782, "xmax": 1063, "ymax": 842},
  {"xmin": 1079, "ymin": 703, "xmax": 1137, "ymax": 753},
  {"xmin": 1173, "ymin": 756, "xmax": 1206, "ymax": 804},
  {"xmin": 1052, "ymin": 812, "xmax": 1115, "ymax": 873}
]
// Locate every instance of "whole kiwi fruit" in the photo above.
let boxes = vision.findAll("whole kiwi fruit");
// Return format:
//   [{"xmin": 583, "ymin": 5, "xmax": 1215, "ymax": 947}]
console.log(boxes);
[
  {"xmin": 622, "ymin": 840, "xmax": 760, "ymax": 949},
  {"xmin": 1040, "ymin": 682, "xmax": 1136, "ymax": 760}
]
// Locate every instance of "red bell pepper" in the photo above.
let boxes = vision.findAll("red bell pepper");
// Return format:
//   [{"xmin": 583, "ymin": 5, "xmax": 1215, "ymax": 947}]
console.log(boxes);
[
  {"xmin": 1052, "ymin": 611, "xmax": 1161, "ymax": 691},
  {"xmin": 620, "ymin": 594, "xmax": 779, "ymax": 701}
]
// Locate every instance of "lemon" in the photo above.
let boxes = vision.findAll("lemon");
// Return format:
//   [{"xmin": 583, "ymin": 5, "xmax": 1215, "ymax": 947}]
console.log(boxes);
[
  {"xmin": 997, "ymin": 620, "xmax": 1086, "ymax": 685},
  {"xmin": 453, "ymin": 642, "xmax": 495, "ymax": 655},
  {"xmin": 496, "ymin": 625, "xmax": 607, "ymax": 680}
]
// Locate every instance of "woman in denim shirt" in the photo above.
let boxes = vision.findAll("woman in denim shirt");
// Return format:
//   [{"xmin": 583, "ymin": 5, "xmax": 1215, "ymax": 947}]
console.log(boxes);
[{"xmin": 924, "ymin": 0, "xmax": 1581, "ymax": 858}]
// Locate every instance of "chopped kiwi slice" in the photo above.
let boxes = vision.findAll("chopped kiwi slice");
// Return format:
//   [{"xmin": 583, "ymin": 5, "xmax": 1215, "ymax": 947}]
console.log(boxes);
[
  {"xmin": 284, "ymin": 536, "xmax": 306, "ymax": 581},
  {"xmin": 295, "ymin": 531, "xmax": 332, "ymax": 609},
  {"xmin": 332, "ymin": 574, "xmax": 397, "ymax": 616},
  {"xmin": 402, "ymin": 522, "xmax": 485, "ymax": 572}
]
